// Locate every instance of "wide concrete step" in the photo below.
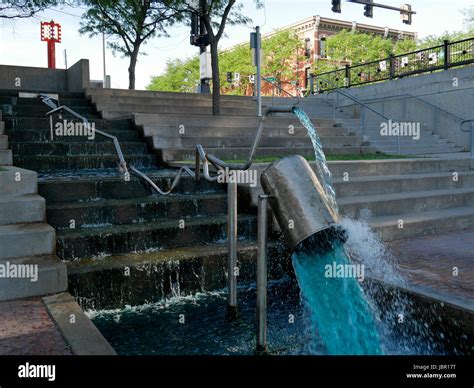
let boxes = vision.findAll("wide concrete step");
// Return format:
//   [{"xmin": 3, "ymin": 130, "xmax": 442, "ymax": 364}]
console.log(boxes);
[
  {"xmin": 11, "ymin": 141, "xmax": 147, "ymax": 156},
  {"xmin": 92, "ymin": 95, "xmax": 259, "ymax": 109},
  {"xmin": 14, "ymin": 97, "xmax": 91, "ymax": 107},
  {"xmin": 370, "ymin": 206, "xmax": 474, "ymax": 241},
  {"xmin": 327, "ymin": 158, "xmax": 472, "ymax": 178},
  {"xmin": 9, "ymin": 129, "xmax": 140, "ymax": 143},
  {"xmin": 67, "ymin": 240, "xmax": 288, "ymax": 310},
  {"xmin": 383, "ymin": 148, "xmax": 463, "ymax": 155},
  {"xmin": 6, "ymin": 110, "xmax": 100, "ymax": 120},
  {"xmin": 46, "ymin": 193, "xmax": 227, "ymax": 229},
  {"xmin": 0, "ymin": 135, "xmax": 7, "ymax": 149},
  {"xmin": 0, "ymin": 166, "xmax": 38, "ymax": 196},
  {"xmin": 142, "ymin": 125, "xmax": 354, "ymax": 138},
  {"xmin": 14, "ymin": 153, "xmax": 156, "ymax": 171},
  {"xmin": 158, "ymin": 146, "xmax": 376, "ymax": 162},
  {"xmin": 87, "ymin": 88, "xmax": 303, "ymax": 105},
  {"xmin": 0, "ymin": 223, "xmax": 55, "ymax": 259},
  {"xmin": 151, "ymin": 135, "xmax": 362, "ymax": 149},
  {"xmin": 0, "ymin": 149, "xmax": 12, "ymax": 165},
  {"xmin": 13, "ymin": 104, "xmax": 96, "ymax": 117},
  {"xmin": 134, "ymin": 113, "xmax": 337, "ymax": 128},
  {"xmin": 368, "ymin": 137, "xmax": 456, "ymax": 145},
  {"xmin": 4, "ymin": 117, "xmax": 132, "ymax": 131},
  {"xmin": 374, "ymin": 144, "xmax": 460, "ymax": 152},
  {"xmin": 38, "ymin": 170, "xmax": 225, "ymax": 203},
  {"xmin": 0, "ymin": 194, "xmax": 45, "ymax": 225},
  {"xmin": 339, "ymin": 187, "xmax": 474, "ymax": 218},
  {"xmin": 56, "ymin": 213, "xmax": 257, "ymax": 260},
  {"xmin": 0, "ymin": 255, "xmax": 67, "ymax": 301},
  {"xmin": 87, "ymin": 88, "xmax": 259, "ymax": 101},
  {"xmin": 100, "ymin": 105, "xmax": 259, "ymax": 119},
  {"xmin": 334, "ymin": 171, "xmax": 474, "ymax": 198}
]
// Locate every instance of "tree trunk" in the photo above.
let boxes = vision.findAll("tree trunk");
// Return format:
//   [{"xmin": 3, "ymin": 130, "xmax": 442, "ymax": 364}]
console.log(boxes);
[
  {"xmin": 210, "ymin": 41, "xmax": 220, "ymax": 115},
  {"xmin": 128, "ymin": 49, "xmax": 139, "ymax": 90}
]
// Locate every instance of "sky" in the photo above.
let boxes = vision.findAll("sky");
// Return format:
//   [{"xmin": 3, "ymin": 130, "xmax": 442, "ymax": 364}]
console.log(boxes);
[{"xmin": 0, "ymin": 0, "xmax": 471, "ymax": 90}]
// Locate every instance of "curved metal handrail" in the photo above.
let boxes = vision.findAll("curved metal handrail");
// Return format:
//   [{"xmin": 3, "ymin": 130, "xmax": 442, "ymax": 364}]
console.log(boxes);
[
  {"xmin": 342, "ymin": 93, "xmax": 467, "ymax": 126},
  {"xmin": 40, "ymin": 94, "xmax": 128, "ymax": 174},
  {"xmin": 194, "ymin": 106, "xmax": 295, "ymax": 177},
  {"xmin": 461, "ymin": 119, "xmax": 474, "ymax": 132},
  {"xmin": 40, "ymin": 95, "xmax": 297, "ymax": 194},
  {"xmin": 325, "ymin": 86, "xmax": 390, "ymax": 122}
]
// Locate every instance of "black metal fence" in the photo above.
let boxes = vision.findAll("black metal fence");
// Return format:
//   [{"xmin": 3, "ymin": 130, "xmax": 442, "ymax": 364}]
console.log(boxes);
[{"xmin": 312, "ymin": 37, "xmax": 474, "ymax": 93}]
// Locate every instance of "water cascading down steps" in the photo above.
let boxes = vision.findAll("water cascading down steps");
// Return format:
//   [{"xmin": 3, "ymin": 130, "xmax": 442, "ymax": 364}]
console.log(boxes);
[{"xmin": 1, "ymin": 92, "xmax": 257, "ymax": 263}]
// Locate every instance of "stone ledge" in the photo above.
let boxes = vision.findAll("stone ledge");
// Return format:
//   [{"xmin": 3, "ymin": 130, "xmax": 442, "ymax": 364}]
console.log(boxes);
[{"xmin": 43, "ymin": 292, "xmax": 116, "ymax": 355}]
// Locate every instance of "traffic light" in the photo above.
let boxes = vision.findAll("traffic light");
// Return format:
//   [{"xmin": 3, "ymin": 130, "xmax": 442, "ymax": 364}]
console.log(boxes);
[
  {"xmin": 401, "ymin": 4, "xmax": 412, "ymax": 25},
  {"xmin": 331, "ymin": 0, "xmax": 341, "ymax": 13},
  {"xmin": 364, "ymin": 0, "xmax": 373, "ymax": 18},
  {"xmin": 226, "ymin": 72, "xmax": 233, "ymax": 83},
  {"xmin": 190, "ymin": 13, "xmax": 199, "ymax": 36}
]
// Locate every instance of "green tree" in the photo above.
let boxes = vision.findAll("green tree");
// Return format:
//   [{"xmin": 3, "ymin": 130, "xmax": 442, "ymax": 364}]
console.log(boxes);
[
  {"xmin": 79, "ymin": 0, "xmax": 183, "ymax": 89},
  {"xmin": 311, "ymin": 30, "xmax": 416, "ymax": 74},
  {"xmin": 147, "ymin": 56, "xmax": 199, "ymax": 92},
  {"xmin": 462, "ymin": 5, "xmax": 474, "ymax": 31},
  {"xmin": 417, "ymin": 30, "xmax": 473, "ymax": 49},
  {"xmin": 1, "ymin": 0, "xmax": 59, "ymax": 19},
  {"xmin": 197, "ymin": 0, "xmax": 258, "ymax": 115},
  {"xmin": 148, "ymin": 30, "xmax": 304, "ymax": 96}
]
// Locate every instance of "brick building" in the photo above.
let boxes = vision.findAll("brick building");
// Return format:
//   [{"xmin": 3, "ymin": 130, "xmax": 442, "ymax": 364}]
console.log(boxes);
[{"xmin": 246, "ymin": 15, "xmax": 416, "ymax": 96}]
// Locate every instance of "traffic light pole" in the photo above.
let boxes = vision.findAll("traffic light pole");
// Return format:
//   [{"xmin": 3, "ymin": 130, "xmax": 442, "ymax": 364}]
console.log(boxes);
[
  {"xmin": 333, "ymin": 1, "xmax": 416, "ymax": 24},
  {"xmin": 198, "ymin": 8, "xmax": 210, "ymax": 94},
  {"xmin": 255, "ymin": 26, "xmax": 262, "ymax": 117},
  {"xmin": 348, "ymin": 0, "xmax": 415, "ymax": 13}
]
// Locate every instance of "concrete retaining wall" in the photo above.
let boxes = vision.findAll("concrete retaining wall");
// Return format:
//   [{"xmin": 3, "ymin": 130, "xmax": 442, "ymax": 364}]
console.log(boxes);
[
  {"xmin": 334, "ymin": 65, "xmax": 474, "ymax": 149},
  {"xmin": 0, "ymin": 59, "xmax": 90, "ymax": 93}
]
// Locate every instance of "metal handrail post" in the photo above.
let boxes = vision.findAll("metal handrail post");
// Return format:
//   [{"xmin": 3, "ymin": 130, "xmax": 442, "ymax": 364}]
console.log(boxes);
[
  {"xmin": 256, "ymin": 26, "xmax": 262, "ymax": 117},
  {"xmin": 460, "ymin": 119, "xmax": 474, "ymax": 169},
  {"xmin": 256, "ymin": 194, "xmax": 270, "ymax": 355},
  {"xmin": 360, "ymin": 105, "xmax": 365, "ymax": 140},
  {"xmin": 471, "ymin": 122, "xmax": 474, "ymax": 170},
  {"xmin": 226, "ymin": 180, "xmax": 239, "ymax": 319}
]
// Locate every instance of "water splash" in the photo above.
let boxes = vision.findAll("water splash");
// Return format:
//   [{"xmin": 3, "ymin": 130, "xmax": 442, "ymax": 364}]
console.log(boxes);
[{"xmin": 292, "ymin": 107, "xmax": 338, "ymax": 212}]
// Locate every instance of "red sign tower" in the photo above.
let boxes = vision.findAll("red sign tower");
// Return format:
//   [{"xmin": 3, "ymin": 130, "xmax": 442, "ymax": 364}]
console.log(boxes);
[{"xmin": 40, "ymin": 20, "xmax": 62, "ymax": 69}]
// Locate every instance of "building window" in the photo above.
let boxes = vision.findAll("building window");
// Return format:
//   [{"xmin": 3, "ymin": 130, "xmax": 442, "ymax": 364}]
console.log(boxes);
[
  {"xmin": 305, "ymin": 38, "xmax": 311, "ymax": 58},
  {"xmin": 319, "ymin": 37, "xmax": 327, "ymax": 59}
]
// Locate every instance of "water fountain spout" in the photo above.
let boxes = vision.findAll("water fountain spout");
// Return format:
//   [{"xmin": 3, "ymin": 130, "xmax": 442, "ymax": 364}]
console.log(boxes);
[{"xmin": 261, "ymin": 155, "xmax": 341, "ymax": 252}]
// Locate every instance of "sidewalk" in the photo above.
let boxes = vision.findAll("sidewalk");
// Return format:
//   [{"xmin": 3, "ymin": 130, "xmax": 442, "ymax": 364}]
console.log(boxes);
[
  {"xmin": 389, "ymin": 228, "xmax": 474, "ymax": 309},
  {"xmin": 0, "ymin": 297, "xmax": 72, "ymax": 355}
]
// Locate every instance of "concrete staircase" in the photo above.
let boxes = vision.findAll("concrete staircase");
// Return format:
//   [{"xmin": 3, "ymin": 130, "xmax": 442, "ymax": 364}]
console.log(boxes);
[
  {"xmin": 0, "ymin": 109, "xmax": 67, "ymax": 300},
  {"xmin": 308, "ymin": 95, "xmax": 464, "ymax": 156},
  {"xmin": 86, "ymin": 88, "xmax": 376, "ymax": 163},
  {"xmin": 2, "ymin": 88, "xmax": 473, "ymax": 307},
  {"xmin": 1, "ymin": 91, "xmax": 257, "ymax": 262}
]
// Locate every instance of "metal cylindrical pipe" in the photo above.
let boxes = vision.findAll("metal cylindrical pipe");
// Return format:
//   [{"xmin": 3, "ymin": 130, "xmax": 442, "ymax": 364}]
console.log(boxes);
[
  {"xmin": 256, "ymin": 194, "xmax": 269, "ymax": 354},
  {"xmin": 226, "ymin": 180, "xmax": 238, "ymax": 318},
  {"xmin": 256, "ymin": 26, "xmax": 262, "ymax": 117},
  {"xmin": 261, "ymin": 155, "xmax": 340, "ymax": 253},
  {"xmin": 470, "ymin": 122, "xmax": 474, "ymax": 170}
]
